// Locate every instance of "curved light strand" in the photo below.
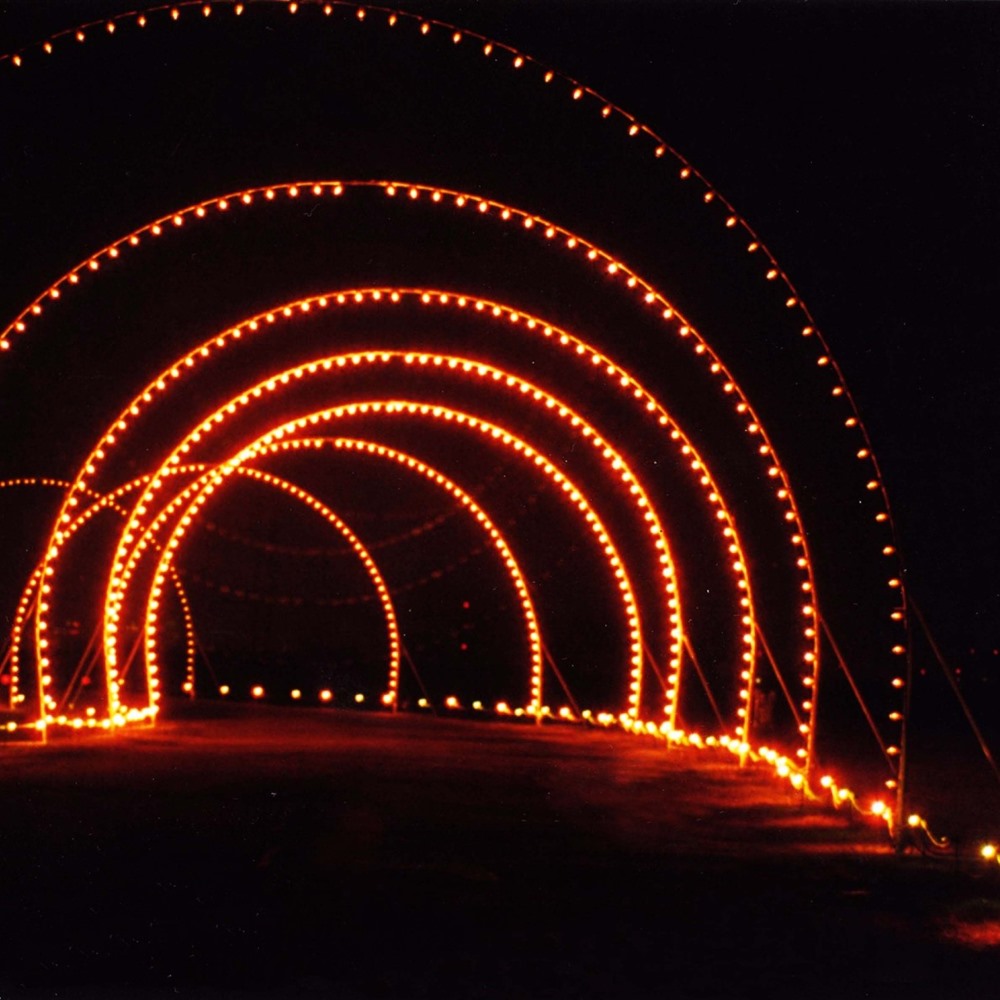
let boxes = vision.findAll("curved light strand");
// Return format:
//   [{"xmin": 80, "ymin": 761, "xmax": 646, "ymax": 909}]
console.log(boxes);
[
  {"xmin": 104, "ymin": 398, "xmax": 644, "ymax": 724},
  {"xmin": 141, "ymin": 438, "xmax": 542, "ymax": 718},
  {"xmin": 95, "ymin": 350, "xmax": 674, "ymax": 718},
  {"xmin": 0, "ymin": 477, "xmax": 195, "ymax": 725},
  {"xmin": 11, "ymin": 280, "xmax": 764, "ymax": 736}
]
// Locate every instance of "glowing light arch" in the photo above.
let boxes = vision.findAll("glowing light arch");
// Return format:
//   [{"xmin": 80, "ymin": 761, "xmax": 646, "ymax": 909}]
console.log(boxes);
[
  {"xmin": 119, "ymin": 464, "xmax": 402, "ymax": 720},
  {"xmin": 37, "ymin": 277, "xmax": 757, "ymax": 681},
  {"xmin": 102, "ymin": 397, "xmax": 644, "ymax": 727},
  {"xmin": 96, "ymin": 348, "xmax": 679, "ymax": 721},
  {"xmin": 0, "ymin": 7, "xmax": 908, "ymax": 772},
  {"xmin": 205, "ymin": 286, "xmax": 766, "ymax": 732},
  {"xmin": 0, "ymin": 477, "xmax": 196, "ymax": 725},
  {"xmin": 142, "ymin": 438, "xmax": 545, "ymax": 719},
  {"xmin": 13, "ymin": 181, "xmax": 827, "ymax": 760}
]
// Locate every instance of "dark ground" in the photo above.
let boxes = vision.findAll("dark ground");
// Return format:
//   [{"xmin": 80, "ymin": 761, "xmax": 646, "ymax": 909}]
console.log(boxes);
[{"xmin": 2, "ymin": 705, "xmax": 1000, "ymax": 999}]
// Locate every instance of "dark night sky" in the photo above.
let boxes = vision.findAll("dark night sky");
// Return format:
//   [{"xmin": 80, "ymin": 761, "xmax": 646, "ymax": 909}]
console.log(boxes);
[
  {"xmin": 446, "ymin": 0, "xmax": 1000, "ymax": 659},
  {"xmin": 1, "ymin": 1, "xmax": 997, "ymax": 730}
]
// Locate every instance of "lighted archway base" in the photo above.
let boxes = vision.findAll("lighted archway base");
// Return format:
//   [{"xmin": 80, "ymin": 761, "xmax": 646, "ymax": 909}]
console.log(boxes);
[{"xmin": 0, "ymin": 477, "xmax": 197, "ymax": 723}]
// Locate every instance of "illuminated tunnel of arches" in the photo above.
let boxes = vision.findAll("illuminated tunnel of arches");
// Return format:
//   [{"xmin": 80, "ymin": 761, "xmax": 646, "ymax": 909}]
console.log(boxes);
[
  {"xmin": 0, "ymin": 0, "xmax": 910, "ymax": 796},
  {"xmin": 17, "ymin": 205, "xmax": 827, "ymax": 764},
  {"xmin": 9, "ymin": 183, "xmax": 900, "ymax": 751}
]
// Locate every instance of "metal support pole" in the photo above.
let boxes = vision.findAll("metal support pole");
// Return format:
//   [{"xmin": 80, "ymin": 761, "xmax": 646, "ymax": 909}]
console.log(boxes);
[
  {"xmin": 400, "ymin": 642, "xmax": 435, "ymax": 716},
  {"xmin": 541, "ymin": 640, "xmax": 581, "ymax": 718}
]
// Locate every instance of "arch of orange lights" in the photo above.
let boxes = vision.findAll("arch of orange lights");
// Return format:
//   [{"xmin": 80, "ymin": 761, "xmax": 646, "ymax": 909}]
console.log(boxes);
[
  {"xmin": 95, "ymin": 348, "xmax": 678, "ymax": 708},
  {"xmin": 110, "ymin": 461, "xmax": 403, "ymax": 724},
  {"xmin": 104, "ymin": 399, "xmax": 645, "ymax": 726},
  {"xmin": 141, "ymin": 438, "xmax": 544, "ymax": 720}
]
